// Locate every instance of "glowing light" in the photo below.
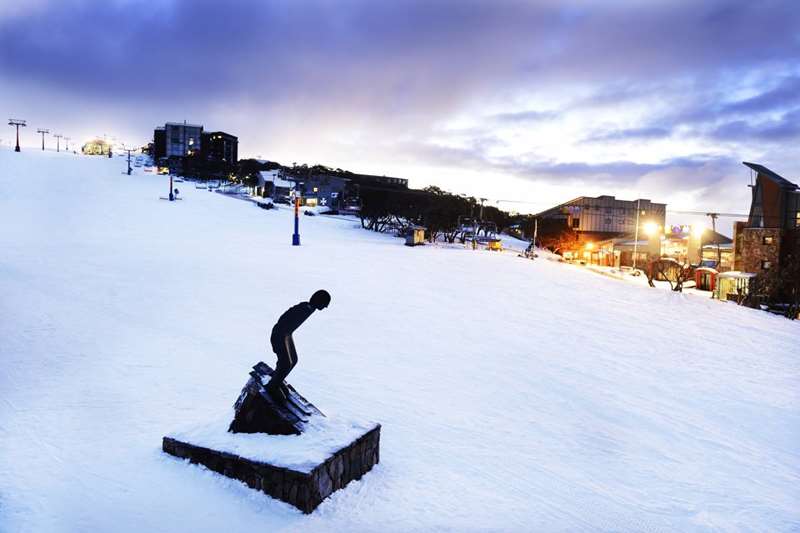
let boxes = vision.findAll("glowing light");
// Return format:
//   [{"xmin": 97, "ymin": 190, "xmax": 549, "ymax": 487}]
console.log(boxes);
[
  {"xmin": 643, "ymin": 222, "xmax": 660, "ymax": 237},
  {"xmin": 585, "ymin": 242, "xmax": 594, "ymax": 250},
  {"xmin": 692, "ymin": 225, "xmax": 706, "ymax": 238}
]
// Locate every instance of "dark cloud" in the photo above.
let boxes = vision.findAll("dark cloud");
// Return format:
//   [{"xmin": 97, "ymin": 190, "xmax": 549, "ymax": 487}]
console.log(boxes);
[
  {"xmin": 710, "ymin": 108, "xmax": 800, "ymax": 141},
  {"xmin": 396, "ymin": 137, "xmax": 735, "ymax": 192},
  {"xmin": 2, "ymin": 0, "xmax": 798, "ymax": 111},
  {"xmin": 574, "ymin": 74, "xmax": 800, "ymax": 148},
  {"xmin": 721, "ymin": 75, "xmax": 800, "ymax": 114}
]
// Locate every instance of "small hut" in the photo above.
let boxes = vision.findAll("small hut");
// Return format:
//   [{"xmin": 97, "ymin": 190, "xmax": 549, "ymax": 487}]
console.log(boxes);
[
  {"xmin": 714, "ymin": 271, "xmax": 756, "ymax": 302},
  {"xmin": 694, "ymin": 267, "xmax": 718, "ymax": 292},
  {"xmin": 405, "ymin": 226, "xmax": 426, "ymax": 246}
]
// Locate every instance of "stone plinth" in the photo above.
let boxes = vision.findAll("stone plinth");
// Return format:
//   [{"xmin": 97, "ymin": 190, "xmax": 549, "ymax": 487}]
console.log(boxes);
[
  {"xmin": 229, "ymin": 362, "xmax": 324, "ymax": 435},
  {"xmin": 163, "ymin": 419, "xmax": 380, "ymax": 513}
]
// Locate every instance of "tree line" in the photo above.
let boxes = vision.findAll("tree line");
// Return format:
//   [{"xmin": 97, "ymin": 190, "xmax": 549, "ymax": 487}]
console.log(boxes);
[{"xmin": 358, "ymin": 185, "xmax": 516, "ymax": 242}]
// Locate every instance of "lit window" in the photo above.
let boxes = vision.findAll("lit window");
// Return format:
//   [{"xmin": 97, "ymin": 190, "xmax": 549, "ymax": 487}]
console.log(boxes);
[
  {"xmin": 762, "ymin": 236, "xmax": 774, "ymax": 245},
  {"xmin": 761, "ymin": 260, "xmax": 772, "ymax": 269}
]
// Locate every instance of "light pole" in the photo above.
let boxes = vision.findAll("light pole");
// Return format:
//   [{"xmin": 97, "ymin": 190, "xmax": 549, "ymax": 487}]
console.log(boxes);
[
  {"xmin": 707, "ymin": 212, "xmax": 721, "ymax": 267},
  {"xmin": 37, "ymin": 128, "xmax": 49, "ymax": 150},
  {"xmin": 292, "ymin": 197, "xmax": 301, "ymax": 246},
  {"xmin": 8, "ymin": 119, "xmax": 26, "ymax": 152},
  {"xmin": 64, "ymin": 137, "xmax": 71, "ymax": 152},
  {"xmin": 632, "ymin": 198, "xmax": 641, "ymax": 271},
  {"xmin": 54, "ymin": 133, "xmax": 63, "ymax": 152}
]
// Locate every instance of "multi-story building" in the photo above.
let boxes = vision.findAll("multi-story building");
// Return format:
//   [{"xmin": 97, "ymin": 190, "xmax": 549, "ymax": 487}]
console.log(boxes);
[
  {"xmin": 535, "ymin": 195, "xmax": 667, "ymax": 243},
  {"xmin": 344, "ymin": 173, "xmax": 408, "ymax": 190},
  {"xmin": 165, "ymin": 122, "xmax": 203, "ymax": 158},
  {"xmin": 733, "ymin": 162, "xmax": 800, "ymax": 274},
  {"xmin": 151, "ymin": 122, "xmax": 238, "ymax": 177},
  {"xmin": 201, "ymin": 131, "xmax": 238, "ymax": 165},
  {"xmin": 152, "ymin": 128, "xmax": 166, "ymax": 160}
]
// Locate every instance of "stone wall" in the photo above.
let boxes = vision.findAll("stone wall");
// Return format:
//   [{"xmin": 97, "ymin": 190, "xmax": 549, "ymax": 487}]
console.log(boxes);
[
  {"xmin": 163, "ymin": 424, "xmax": 380, "ymax": 513},
  {"xmin": 739, "ymin": 228, "xmax": 781, "ymax": 274}
]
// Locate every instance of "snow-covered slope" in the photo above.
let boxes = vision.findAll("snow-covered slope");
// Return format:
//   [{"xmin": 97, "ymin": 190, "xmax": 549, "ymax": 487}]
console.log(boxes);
[{"xmin": 1, "ymin": 148, "xmax": 799, "ymax": 532}]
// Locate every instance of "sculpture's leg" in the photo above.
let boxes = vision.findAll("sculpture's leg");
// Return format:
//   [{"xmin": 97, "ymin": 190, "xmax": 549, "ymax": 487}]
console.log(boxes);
[
  {"xmin": 287, "ymin": 336, "xmax": 298, "ymax": 370},
  {"xmin": 280, "ymin": 336, "xmax": 298, "ymax": 396},
  {"xmin": 267, "ymin": 336, "xmax": 292, "ymax": 402}
]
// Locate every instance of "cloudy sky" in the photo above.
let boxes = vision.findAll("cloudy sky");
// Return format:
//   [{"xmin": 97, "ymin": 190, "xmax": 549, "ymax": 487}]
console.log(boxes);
[{"xmin": 2, "ymin": 0, "xmax": 799, "ymax": 229}]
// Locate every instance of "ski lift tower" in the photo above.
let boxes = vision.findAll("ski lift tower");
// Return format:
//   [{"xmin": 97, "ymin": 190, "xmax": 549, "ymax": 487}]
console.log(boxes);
[
  {"xmin": 8, "ymin": 119, "xmax": 26, "ymax": 152},
  {"xmin": 121, "ymin": 144, "xmax": 135, "ymax": 175},
  {"xmin": 37, "ymin": 128, "xmax": 49, "ymax": 150}
]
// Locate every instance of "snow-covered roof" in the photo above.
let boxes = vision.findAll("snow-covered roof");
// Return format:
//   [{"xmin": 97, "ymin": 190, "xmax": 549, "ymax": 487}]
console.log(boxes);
[
  {"xmin": 718, "ymin": 271, "xmax": 757, "ymax": 279},
  {"xmin": 259, "ymin": 170, "xmax": 294, "ymax": 188}
]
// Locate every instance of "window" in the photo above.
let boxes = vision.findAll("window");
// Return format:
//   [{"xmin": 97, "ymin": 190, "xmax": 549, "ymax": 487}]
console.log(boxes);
[
  {"xmin": 762, "ymin": 260, "xmax": 772, "ymax": 269},
  {"xmin": 572, "ymin": 218, "xmax": 580, "ymax": 228},
  {"xmin": 762, "ymin": 236, "xmax": 774, "ymax": 245},
  {"xmin": 604, "ymin": 218, "xmax": 612, "ymax": 225}
]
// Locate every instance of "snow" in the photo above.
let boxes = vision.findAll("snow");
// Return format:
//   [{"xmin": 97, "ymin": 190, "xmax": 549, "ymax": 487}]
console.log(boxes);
[
  {"xmin": 169, "ymin": 411, "xmax": 378, "ymax": 473},
  {"xmin": 1, "ymin": 147, "xmax": 799, "ymax": 532}
]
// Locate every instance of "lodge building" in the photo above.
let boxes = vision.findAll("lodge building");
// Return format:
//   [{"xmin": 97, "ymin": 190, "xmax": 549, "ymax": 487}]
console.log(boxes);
[{"xmin": 733, "ymin": 162, "xmax": 800, "ymax": 274}]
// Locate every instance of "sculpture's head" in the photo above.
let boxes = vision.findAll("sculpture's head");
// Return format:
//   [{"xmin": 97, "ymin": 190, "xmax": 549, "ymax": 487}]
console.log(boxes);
[{"xmin": 310, "ymin": 289, "xmax": 331, "ymax": 310}]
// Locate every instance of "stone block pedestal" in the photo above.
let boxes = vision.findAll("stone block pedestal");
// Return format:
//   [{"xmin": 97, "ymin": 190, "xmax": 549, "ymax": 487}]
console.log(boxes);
[{"xmin": 163, "ymin": 421, "xmax": 380, "ymax": 513}]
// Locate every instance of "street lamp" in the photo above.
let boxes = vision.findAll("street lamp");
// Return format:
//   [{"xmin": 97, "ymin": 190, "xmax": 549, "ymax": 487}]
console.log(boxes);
[
  {"xmin": 8, "ymin": 119, "xmax": 26, "ymax": 152},
  {"xmin": 643, "ymin": 221, "xmax": 660, "ymax": 237}
]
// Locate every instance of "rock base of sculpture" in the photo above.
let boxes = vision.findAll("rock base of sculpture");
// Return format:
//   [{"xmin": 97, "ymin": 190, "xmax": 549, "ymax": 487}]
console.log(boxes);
[
  {"xmin": 229, "ymin": 362, "xmax": 324, "ymax": 435},
  {"xmin": 163, "ymin": 421, "xmax": 380, "ymax": 513}
]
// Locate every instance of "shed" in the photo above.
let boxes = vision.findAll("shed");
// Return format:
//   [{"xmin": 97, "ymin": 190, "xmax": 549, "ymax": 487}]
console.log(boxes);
[
  {"xmin": 405, "ymin": 226, "xmax": 426, "ymax": 246},
  {"xmin": 714, "ymin": 271, "xmax": 756, "ymax": 302},
  {"xmin": 694, "ymin": 267, "xmax": 718, "ymax": 292}
]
